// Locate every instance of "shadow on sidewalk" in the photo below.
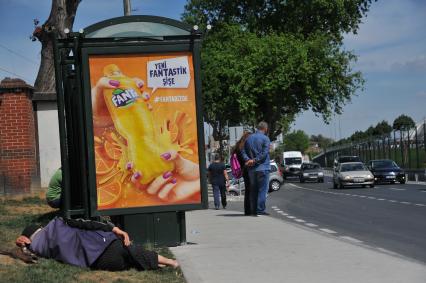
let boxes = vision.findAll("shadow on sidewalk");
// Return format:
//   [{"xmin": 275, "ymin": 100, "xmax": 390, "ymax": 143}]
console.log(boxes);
[{"xmin": 215, "ymin": 213, "xmax": 246, "ymax": 217}]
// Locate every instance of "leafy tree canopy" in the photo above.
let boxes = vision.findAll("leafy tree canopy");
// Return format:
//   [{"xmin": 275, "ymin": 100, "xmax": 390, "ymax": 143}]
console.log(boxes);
[
  {"xmin": 393, "ymin": 114, "xmax": 416, "ymax": 131},
  {"xmin": 200, "ymin": 24, "xmax": 363, "ymax": 140},
  {"xmin": 283, "ymin": 130, "xmax": 310, "ymax": 153},
  {"xmin": 373, "ymin": 120, "xmax": 393, "ymax": 136},
  {"xmin": 311, "ymin": 134, "xmax": 334, "ymax": 149},
  {"xmin": 183, "ymin": 0, "xmax": 375, "ymax": 40},
  {"xmin": 183, "ymin": 1, "xmax": 375, "ymax": 141}
]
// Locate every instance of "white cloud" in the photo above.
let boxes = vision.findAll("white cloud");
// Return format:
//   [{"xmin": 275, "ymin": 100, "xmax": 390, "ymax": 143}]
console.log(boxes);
[
  {"xmin": 391, "ymin": 55, "xmax": 426, "ymax": 72},
  {"xmin": 344, "ymin": 0, "xmax": 426, "ymax": 73},
  {"xmin": 415, "ymin": 91, "xmax": 426, "ymax": 98}
]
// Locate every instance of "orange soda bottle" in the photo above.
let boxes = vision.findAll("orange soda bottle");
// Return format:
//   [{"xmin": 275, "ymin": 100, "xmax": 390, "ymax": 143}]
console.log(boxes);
[{"xmin": 101, "ymin": 64, "xmax": 174, "ymax": 184}]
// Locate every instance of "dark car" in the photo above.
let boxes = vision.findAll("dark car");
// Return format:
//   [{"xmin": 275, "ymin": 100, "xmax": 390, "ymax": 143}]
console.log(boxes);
[
  {"xmin": 367, "ymin": 159, "xmax": 406, "ymax": 184},
  {"xmin": 299, "ymin": 162, "xmax": 324, "ymax": 183},
  {"xmin": 333, "ymin": 156, "xmax": 362, "ymax": 169}
]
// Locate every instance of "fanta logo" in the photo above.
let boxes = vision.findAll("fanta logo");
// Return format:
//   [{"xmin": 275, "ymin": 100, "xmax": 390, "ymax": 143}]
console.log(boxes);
[{"xmin": 111, "ymin": 88, "xmax": 137, "ymax": 107}]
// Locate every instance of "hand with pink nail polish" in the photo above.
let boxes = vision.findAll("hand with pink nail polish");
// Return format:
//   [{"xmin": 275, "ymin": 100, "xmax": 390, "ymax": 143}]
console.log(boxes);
[
  {"xmin": 145, "ymin": 151, "xmax": 200, "ymax": 202},
  {"xmin": 91, "ymin": 76, "xmax": 147, "ymax": 127}
]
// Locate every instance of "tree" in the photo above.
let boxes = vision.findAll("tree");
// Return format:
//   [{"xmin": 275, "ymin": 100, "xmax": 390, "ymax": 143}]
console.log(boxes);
[
  {"xmin": 32, "ymin": 0, "xmax": 81, "ymax": 95},
  {"xmin": 183, "ymin": 1, "xmax": 372, "ymax": 140},
  {"xmin": 201, "ymin": 26, "xmax": 246, "ymax": 155},
  {"xmin": 197, "ymin": 24, "xmax": 364, "ymax": 140},
  {"xmin": 311, "ymin": 134, "xmax": 333, "ymax": 149},
  {"xmin": 350, "ymin": 130, "xmax": 368, "ymax": 142},
  {"xmin": 373, "ymin": 120, "xmax": 392, "ymax": 136},
  {"xmin": 283, "ymin": 130, "xmax": 310, "ymax": 153},
  {"xmin": 393, "ymin": 114, "xmax": 416, "ymax": 131},
  {"xmin": 393, "ymin": 114, "xmax": 415, "ymax": 166},
  {"xmin": 183, "ymin": 0, "xmax": 376, "ymax": 38}
]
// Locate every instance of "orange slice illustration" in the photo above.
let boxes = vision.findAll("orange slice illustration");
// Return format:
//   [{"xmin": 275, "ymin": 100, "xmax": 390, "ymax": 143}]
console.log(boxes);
[
  {"xmin": 104, "ymin": 140, "xmax": 122, "ymax": 161},
  {"xmin": 95, "ymin": 147, "xmax": 116, "ymax": 175},
  {"xmin": 97, "ymin": 180, "xmax": 121, "ymax": 207}
]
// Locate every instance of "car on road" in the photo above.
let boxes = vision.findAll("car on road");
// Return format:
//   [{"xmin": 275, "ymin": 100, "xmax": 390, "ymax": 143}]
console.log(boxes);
[
  {"xmin": 299, "ymin": 162, "xmax": 324, "ymax": 183},
  {"xmin": 227, "ymin": 178, "xmax": 245, "ymax": 196},
  {"xmin": 282, "ymin": 151, "xmax": 303, "ymax": 179},
  {"xmin": 367, "ymin": 159, "xmax": 406, "ymax": 184},
  {"xmin": 333, "ymin": 156, "xmax": 362, "ymax": 170},
  {"xmin": 226, "ymin": 160, "xmax": 283, "ymax": 195},
  {"xmin": 269, "ymin": 160, "xmax": 284, "ymax": 192},
  {"xmin": 333, "ymin": 162, "xmax": 374, "ymax": 189}
]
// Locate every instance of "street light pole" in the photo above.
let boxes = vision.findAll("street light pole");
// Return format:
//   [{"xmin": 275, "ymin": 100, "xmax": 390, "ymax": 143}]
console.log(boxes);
[{"xmin": 123, "ymin": 0, "xmax": 132, "ymax": 16}]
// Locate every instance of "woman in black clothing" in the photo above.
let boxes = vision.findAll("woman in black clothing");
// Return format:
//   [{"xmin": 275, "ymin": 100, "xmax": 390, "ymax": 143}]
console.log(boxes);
[
  {"xmin": 233, "ymin": 131, "xmax": 251, "ymax": 215},
  {"xmin": 208, "ymin": 155, "xmax": 230, "ymax": 209}
]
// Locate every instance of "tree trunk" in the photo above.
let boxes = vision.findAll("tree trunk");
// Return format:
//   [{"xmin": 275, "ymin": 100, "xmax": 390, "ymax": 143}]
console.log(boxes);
[
  {"xmin": 33, "ymin": 0, "xmax": 81, "ymax": 94},
  {"xmin": 207, "ymin": 119, "xmax": 228, "ymax": 160}
]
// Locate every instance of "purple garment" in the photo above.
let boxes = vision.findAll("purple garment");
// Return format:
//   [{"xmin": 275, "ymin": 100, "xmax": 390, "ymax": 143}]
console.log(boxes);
[{"xmin": 30, "ymin": 218, "xmax": 117, "ymax": 267}]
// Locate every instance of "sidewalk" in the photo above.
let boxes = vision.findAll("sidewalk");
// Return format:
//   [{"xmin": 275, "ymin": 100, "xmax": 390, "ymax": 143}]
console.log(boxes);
[{"xmin": 171, "ymin": 209, "xmax": 426, "ymax": 283}]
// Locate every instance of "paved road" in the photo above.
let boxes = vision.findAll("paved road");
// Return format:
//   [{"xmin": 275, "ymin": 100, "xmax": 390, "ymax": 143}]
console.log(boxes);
[{"xmin": 224, "ymin": 176, "xmax": 426, "ymax": 263}]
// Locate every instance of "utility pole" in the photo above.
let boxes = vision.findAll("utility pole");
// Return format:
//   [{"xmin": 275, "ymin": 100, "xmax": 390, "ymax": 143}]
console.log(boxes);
[{"xmin": 123, "ymin": 0, "xmax": 132, "ymax": 16}]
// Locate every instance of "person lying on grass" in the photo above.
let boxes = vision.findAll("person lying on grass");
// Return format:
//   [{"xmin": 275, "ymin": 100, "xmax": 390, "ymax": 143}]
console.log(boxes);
[{"xmin": 15, "ymin": 217, "xmax": 179, "ymax": 271}]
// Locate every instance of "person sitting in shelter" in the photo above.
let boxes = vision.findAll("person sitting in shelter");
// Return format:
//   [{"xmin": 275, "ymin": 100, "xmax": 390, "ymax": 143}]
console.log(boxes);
[
  {"xmin": 46, "ymin": 168, "xmax": 62, "ymax": 209},
  {"xmin": 15, "ymin": 217, "xmax": 179, "ymax": 271}
]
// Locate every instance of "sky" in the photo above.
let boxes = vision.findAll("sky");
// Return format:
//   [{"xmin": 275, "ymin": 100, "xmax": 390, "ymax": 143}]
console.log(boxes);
[{"xmin": 0, "ymin": 0, "xmax": 425, "ymax": 140}]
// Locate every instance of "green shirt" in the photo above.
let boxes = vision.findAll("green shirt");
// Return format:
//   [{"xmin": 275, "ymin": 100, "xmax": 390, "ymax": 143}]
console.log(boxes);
[{"xmin": 46, "ymin": 168, "xmax": 62, "ymax": 201}]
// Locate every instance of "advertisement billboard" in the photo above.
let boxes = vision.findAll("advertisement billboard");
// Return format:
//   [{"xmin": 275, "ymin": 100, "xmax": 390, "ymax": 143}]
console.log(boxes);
[{"xmin": 87, "ymin": 52, "xmax": 202, "ymax": 211}]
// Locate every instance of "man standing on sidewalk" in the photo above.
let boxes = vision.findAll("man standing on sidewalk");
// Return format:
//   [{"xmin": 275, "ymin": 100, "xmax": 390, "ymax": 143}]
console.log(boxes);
[
  {"xmin": 208, "ymin": 155, "xmax": 230, "ymax": 210},
  {"xmin": 242, "ymin": 122, "xmax": 271, "ymax": 216}
]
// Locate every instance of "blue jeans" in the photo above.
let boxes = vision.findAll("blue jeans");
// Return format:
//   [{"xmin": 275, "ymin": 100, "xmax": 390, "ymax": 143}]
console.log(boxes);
[
  {"xmin": 212, "ymin": 184, "xmax": 227, "ymax": 209},
  {"xmin": 257, "ymin": 171, "xmax": 270, "ymax": 213},
  {"xmin": 248, "ymin": 170, "xmax": 270, "ymax": 214}
]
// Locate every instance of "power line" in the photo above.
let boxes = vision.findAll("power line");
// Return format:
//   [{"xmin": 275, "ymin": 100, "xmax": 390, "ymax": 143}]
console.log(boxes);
[
  {"xmin": 0, "ymin": 43, "xmax": 39, "ymax": 66},
  {"xmin": 0, "ymin": 66, "xmax": 32, "ymax": 82}
]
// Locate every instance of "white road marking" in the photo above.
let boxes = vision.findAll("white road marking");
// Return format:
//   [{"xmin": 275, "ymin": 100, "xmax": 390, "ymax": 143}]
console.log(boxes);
[
  {"xmin": 271, "ymin": 206, "xmax": 278, "ymax": 209},
  {"xmin": 319, "ymin": 228, "xmax": 337, "ymax": 234},
  {"xmin": 286, "ymin": 216, "xmax": 295, "ymax": 219},
  {"xmin": 288, "ymin": 182, "xmax": 423, "ymax": 207},
  {"xmin": 339, "ymin": 236, "xmax": 363, "ymax": 244},
  {"xmin": 305, "ymin": 223, "xmax": 318, "ymax": 227},
  {"xmin": 276, "ymin": 210, "xmax": 283, "ymax": 213},
  {"xmin": 294, "ymin": 219, "xmax": 305, "ymax": 223}
]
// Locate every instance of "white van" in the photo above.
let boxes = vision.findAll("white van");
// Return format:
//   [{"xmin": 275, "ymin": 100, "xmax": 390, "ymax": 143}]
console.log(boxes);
[{"xmin": 282, "ymin": 151, "xmax": 303, "ymax": 178}]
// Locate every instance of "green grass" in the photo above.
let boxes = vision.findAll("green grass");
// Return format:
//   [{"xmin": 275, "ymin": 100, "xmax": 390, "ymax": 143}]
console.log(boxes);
[{"xmin": 0, "ymin": 197, "xmax": 186, "ymax": 283}]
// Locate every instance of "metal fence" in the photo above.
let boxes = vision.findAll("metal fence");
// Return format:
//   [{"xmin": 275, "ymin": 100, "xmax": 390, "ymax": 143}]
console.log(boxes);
[{"xmin": 313, "ymin": 122, "xmax": 426, "ymax": 175}]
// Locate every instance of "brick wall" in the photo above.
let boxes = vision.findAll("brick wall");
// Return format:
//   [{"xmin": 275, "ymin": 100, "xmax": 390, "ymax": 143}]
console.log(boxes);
[{"xmin": 0, "ymin": 77, "xmax": 36, "ymax": 194}]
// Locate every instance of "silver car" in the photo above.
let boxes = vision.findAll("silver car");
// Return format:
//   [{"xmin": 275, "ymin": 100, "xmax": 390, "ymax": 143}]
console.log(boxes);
[
  {"xmin": 227, "ymin": 161, "xmax": 283, "ymax": 195},
  {"xmin": 333, "ymin": 162, "xmax": 375, "ymax": 189},
  {"xmin": 269, "ymin": 160, "xmax": 284, "ymax": 192}
]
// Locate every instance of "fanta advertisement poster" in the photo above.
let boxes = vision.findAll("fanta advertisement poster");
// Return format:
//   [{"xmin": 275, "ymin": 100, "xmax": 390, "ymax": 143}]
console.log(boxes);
[{"xmin": 88, "ymin": 53, "xmax": 201, "ymax": 210}]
